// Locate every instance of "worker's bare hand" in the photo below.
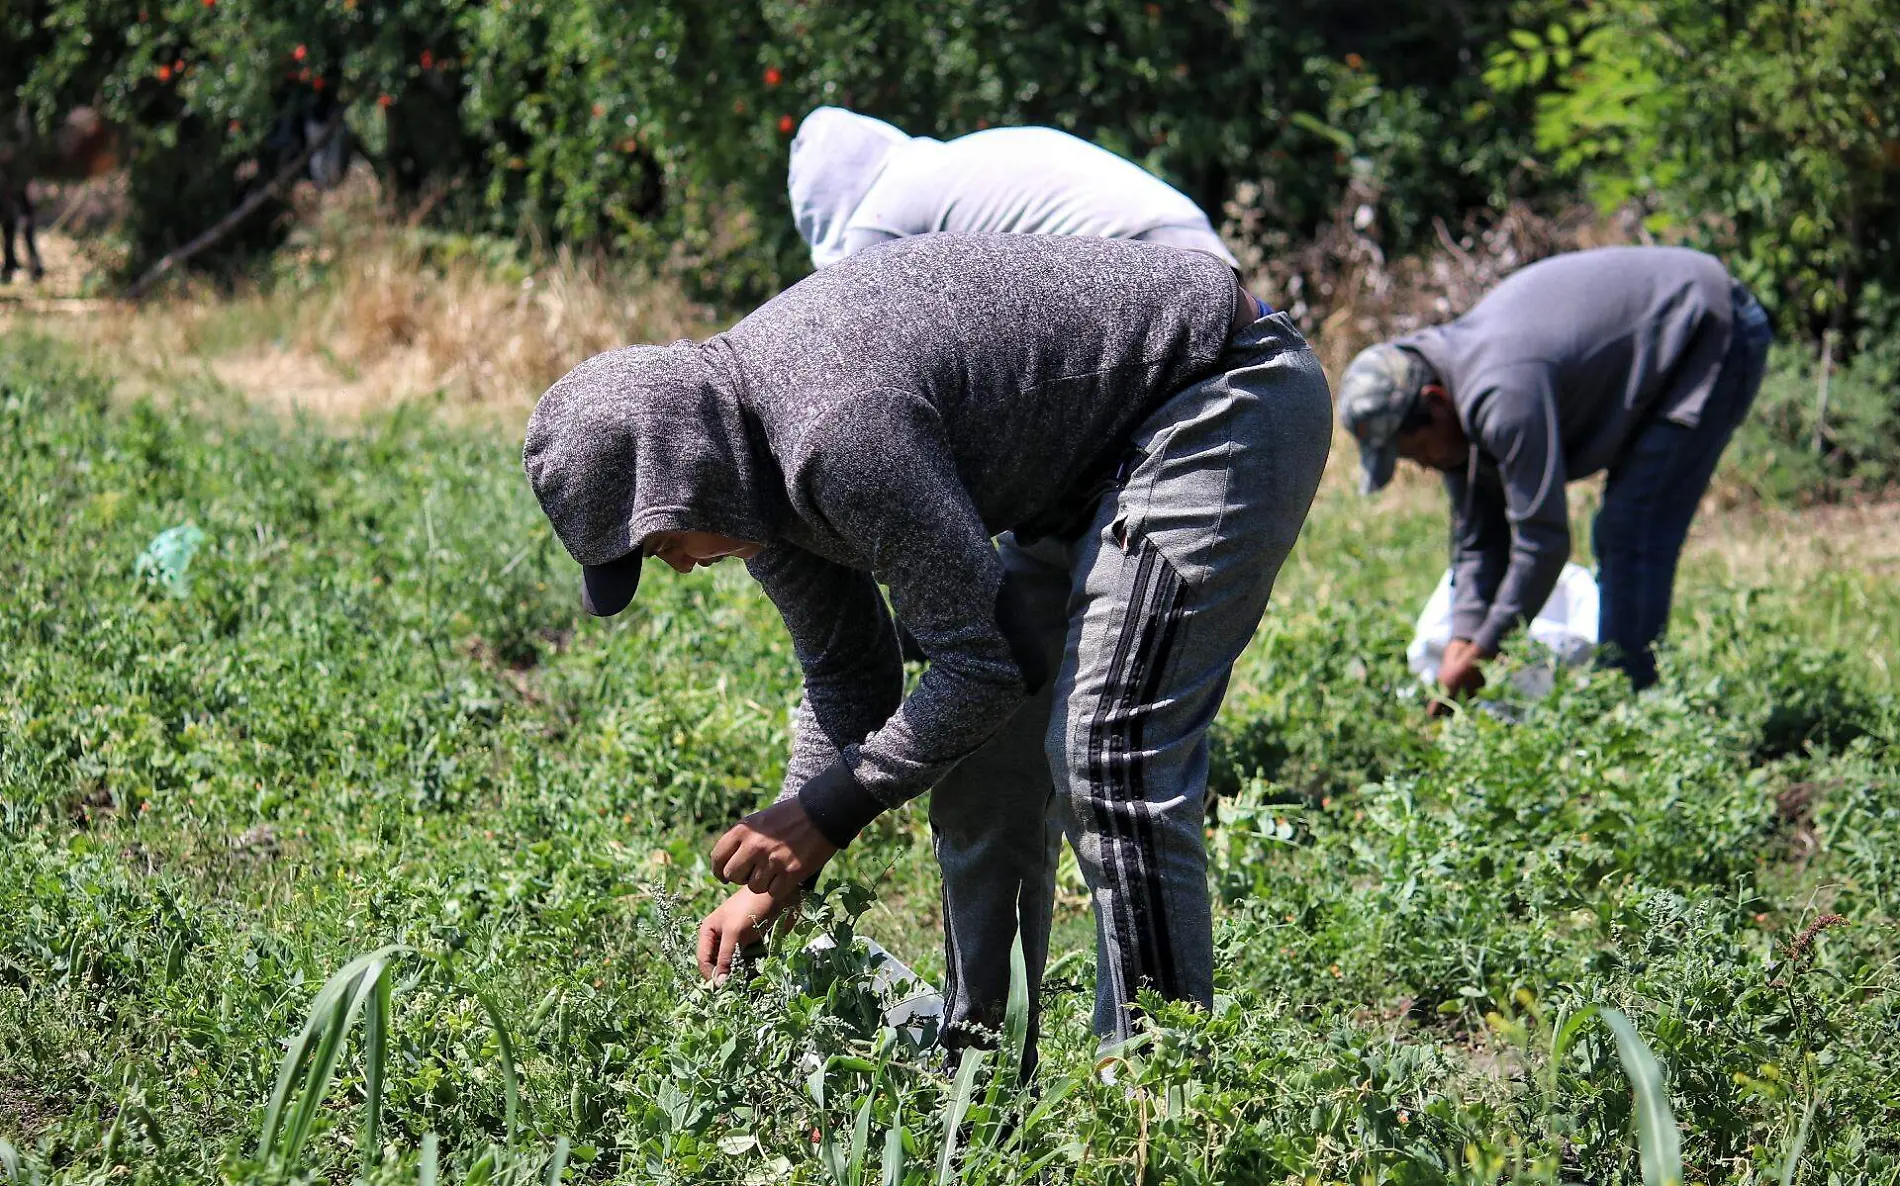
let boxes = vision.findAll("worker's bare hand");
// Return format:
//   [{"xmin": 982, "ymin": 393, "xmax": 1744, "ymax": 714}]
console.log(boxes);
[
  {"xmin": 1436, "ymin": 638, "xmax": 1491, "ymax": 702},
  {"xmin": 710, "ymin": 798, "xmax": 838, "ymax": 898},
  {"xmin": 697, "ymin": 887, "xmax": 798, "ymax": 982}
]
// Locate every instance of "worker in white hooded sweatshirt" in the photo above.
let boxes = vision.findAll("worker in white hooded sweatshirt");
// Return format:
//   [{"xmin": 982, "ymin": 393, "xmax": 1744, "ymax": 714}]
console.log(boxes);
[
  {"xmin": 784, "ymin": 107, "xmax": 1270, "ymax": 679},
  {"xmin": 787, "ymin": 106, "xmax": 1242, "ymax": 272}
]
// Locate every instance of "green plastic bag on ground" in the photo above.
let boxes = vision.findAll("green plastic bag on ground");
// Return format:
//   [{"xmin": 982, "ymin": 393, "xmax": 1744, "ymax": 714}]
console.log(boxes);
[{"xmin": 135, "ymin": 523, "xmax": 206, "ymax": 599}]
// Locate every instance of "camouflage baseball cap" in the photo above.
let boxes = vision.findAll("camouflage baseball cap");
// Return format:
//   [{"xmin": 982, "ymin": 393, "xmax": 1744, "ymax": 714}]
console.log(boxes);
[{"xmin": 1337, "ymin": 343, "xmax": 1433, "ymax": 495}]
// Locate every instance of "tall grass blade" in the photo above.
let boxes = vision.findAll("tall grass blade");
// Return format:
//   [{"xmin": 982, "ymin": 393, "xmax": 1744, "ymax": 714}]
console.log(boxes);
[
  {"xmin": 1778, "ymin": 1090, "xmax": 1821, "ymax": 1186},
  {"xmin": 955, "ymin": 926, "xmax": 1034, "ymax": 1167},
  {"xmin": 1550, "ymin": 1004, "xmax": 1598, "ymax": 1064},
  {"xmin": 1002, "ymin": 928, "xmax": 1030, "ymax": 1084},
  {"xmin": 420, "ymin": 1133, "xmax": 439, "ymax": 1186},
  {"xmin": 0, "ymin": 1138, "xmax": 22, "ymax": 1180},
  {"xmin": 807, "ymin": 1062, "xmax": 828, "ymax": 1109},
  {"xmin": 256, "ymin": 944, "xmax": 408, "ymax": 1164},
  {"xmin": 544, "ymin": 1136, "xmax": 572, "ymax": 1186},
  {"xmin": 256, "ymin": 945, "xmax": 539, "ymax": 1175},
  {"xmin": 281, "ymin": 990, "xmax": 353, "ymax": 1158},
  {"xmin": 1545, "ymin": 1003, "xmax": 1600, "ymax": 1108},
  {"xmin": 362, "ymin": 966, "xmax": 392, "ymax": 1172},
  {"xmin": 1008, "ymin": 1071, "xmax": 1080, "ymax": 1148},
  {"xmin": 849, "ymin": 1094, "xmax": 874, "ymax": 1184},
  {"xmin": 1600, "ymin": 1008, "xmax": 1684, "ymax": 1186},
  {"xmin": 936, "ymin": 1047, "xmax": 985, "ymax": 1186},
  {"xmin": 1012, "ymin": 1145, "xmax": 1083, "ymax": 1180},
  {"xmin": 818, "ymin": 1122, "xmax": 846, "ymax": 1185},
  {"xmin": 807, "ymin": 1060, "xmax": 843, "ymax": 1185},
  {"xmin": 880, "ymin": 1125, "xmax": 905, "ymax": 1186},
  {"xmin": 256, "ymin": 947, "xmax": 400, "ymax": 1148},
  {"xmin": 285, "ymin": 951, "xmax": 398, "ymax": 1160},
  {"xmin": 472, "ymin": 988, "xmax": 523, "ymax": 1144}
]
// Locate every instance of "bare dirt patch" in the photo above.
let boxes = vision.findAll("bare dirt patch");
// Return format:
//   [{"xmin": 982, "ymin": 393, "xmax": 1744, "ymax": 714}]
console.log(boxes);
[
  {"xmin": 0, "ymin": 229, "xmax": 99, "ymax": 312},
  {"xmin": 206, "ymin": 345, "xmax": 419, "ymax": 421},
  {"xmin": 0, "ymin": 1075, "xmax": 60, "ymax": 1141}
]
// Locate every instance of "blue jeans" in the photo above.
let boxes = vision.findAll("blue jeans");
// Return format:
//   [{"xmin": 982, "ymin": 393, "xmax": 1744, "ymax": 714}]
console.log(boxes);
[{"xmin": 1594, "ymin": 287, "xmax": 1772, "ymax": 688}]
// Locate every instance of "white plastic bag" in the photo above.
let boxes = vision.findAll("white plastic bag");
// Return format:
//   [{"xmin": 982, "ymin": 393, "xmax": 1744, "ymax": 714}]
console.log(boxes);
[
  {"xmin": 805, "ymin": 932, "xmax": 944, "ymax": 1039},
  {"xmin": 1406, "ymin": 563, "xmax": 1599, "ymax": 698}
]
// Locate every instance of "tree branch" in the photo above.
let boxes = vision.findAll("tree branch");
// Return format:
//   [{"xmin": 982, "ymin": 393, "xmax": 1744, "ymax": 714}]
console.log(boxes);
[{"xmin": 125, "ymin": 108, "xmax": 344, "ymax": 302}]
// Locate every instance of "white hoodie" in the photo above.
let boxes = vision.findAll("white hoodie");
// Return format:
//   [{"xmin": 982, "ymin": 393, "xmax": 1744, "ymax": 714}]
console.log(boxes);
[{"xmin": 787, "ymin": 107, "xmax": 1237, "ymax": 270}]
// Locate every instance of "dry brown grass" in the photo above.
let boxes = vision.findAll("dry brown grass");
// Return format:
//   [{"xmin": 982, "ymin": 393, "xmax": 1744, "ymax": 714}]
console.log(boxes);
[
  {"xmin": 1225, "ymin": 178, "xmax": 1649, "ymax": 376},
  {"xmin": 1689, "ymin": 496, "xmax": 1900, "ymax": 581},
  {"xmin": 280, "ymin": 199, "xmax": 712, "ymax": 415},
  {"xmin": 6, "ymin": 167, "xmax": 716, "ymax": 421},
  {"xmin": 16, "ymin": 165, "xmax": 1653, "ymax": 421}
]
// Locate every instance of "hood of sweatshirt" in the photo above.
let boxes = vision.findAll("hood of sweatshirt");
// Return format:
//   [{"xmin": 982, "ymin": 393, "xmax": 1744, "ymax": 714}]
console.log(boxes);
[
  {"xmin": 522, "ymin": 341, "xmax": 778, "ymax": 613},
  {"xmin": 787, "ymin": 106, "xmax": 910, "ymax": 268}
]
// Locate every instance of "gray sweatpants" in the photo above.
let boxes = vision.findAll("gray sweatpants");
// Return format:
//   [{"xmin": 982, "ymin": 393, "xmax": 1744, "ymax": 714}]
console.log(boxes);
[{"xmin": 930, "ymin": 313, "xmax": 1331, "ymax": 1053}]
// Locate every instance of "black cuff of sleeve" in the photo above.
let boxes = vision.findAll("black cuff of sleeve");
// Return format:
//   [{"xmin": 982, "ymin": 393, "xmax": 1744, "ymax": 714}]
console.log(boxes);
[{"xmin": 796, "ymin": 759, "xmax": 887, "ymax": 849}]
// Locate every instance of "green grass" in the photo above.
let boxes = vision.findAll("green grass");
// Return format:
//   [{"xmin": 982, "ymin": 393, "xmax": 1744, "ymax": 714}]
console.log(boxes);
[{"xmin": 1, "ymin": 332, "xmax": 1897, "ymax": 1183}]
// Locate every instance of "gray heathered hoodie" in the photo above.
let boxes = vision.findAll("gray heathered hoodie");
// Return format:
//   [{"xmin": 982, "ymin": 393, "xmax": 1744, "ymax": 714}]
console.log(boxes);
[
  {"xmin": 523, "ymin": 233, "xmax": 1242, "ymax": 845},
  {"xmin": 1396, "ymin": 246, "xmax": 1737, "ymax": 652}
]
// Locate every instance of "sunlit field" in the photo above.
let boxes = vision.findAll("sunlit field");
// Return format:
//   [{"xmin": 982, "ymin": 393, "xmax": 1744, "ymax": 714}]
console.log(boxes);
[{"xmin": 3, "ymin": 330, "xmax": 1895, "ymax": 1183}]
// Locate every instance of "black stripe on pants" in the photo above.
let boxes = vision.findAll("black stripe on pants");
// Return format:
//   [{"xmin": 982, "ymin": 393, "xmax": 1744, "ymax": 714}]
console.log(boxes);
[{"xmin": 1084, "ymin": 536, "xmax": 1190, "ymax": 1003}]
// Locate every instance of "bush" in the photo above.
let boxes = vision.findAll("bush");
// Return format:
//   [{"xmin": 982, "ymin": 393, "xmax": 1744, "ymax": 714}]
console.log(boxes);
[
  {"xmin": 8, "ymin": 0, "xmax": 1559, "ymax": 298},
  {"xmin": 1488, "ymin": 0, "xmax": 1900, "ymax": 358},
  {"xmin": 1724, "ymin": 345, "xmax": 1900, "ymax": 503}
]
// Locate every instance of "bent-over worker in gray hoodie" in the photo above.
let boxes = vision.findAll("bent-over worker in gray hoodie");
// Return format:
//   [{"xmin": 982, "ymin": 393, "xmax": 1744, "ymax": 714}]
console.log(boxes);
[
  {"xmin": 523, "ymin": 233, "xmax": 1330, "ymax": 1061},
  {"xmin": 1339, "ymin": 246, "xmax": 1772, "ymax": 692},
  {"xmin": 789, "ymin": 105, "xmax": 1266, "ymax": 671}
]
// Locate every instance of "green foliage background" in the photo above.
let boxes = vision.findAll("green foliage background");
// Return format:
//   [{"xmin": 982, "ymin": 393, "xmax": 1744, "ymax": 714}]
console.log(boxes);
[
  {"xmin": 8, "ymin": 0, "xmax": 1554, "ymax": 301},
  {"xmin": 1485, "ymin": 0, "xmax": 1900, "ymax": 359},
  {"xmin": 9, "ymin": 0, "xmax": 1897, "ymax": 359}
]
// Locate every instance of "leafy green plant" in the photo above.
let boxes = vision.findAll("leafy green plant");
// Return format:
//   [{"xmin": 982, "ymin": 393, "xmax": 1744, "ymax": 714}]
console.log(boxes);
[
  {"xmin": 251, "ymin": 943, "xmax": 572, "ymax": 1183},
  {"xmin": 2, "ymin": 334, "xmax": 1898, "ymax": 1183},
  {"xmin": 1485, "ymin": 0, "xmax": 1900, "ymax": 357}
]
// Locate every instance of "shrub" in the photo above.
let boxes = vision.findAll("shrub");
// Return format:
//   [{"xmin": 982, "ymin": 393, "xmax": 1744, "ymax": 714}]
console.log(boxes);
[
  {"xmin": 1723, "ymin": 346, "xmax": 1900, "ymax": 503},
  {"xmin": 1487, "ymin": 0, "xmax": 1900, "ymax": 356},
  {"xmin": 9, "ymin": 0, "xmax": 1558, "ymax": 297}
]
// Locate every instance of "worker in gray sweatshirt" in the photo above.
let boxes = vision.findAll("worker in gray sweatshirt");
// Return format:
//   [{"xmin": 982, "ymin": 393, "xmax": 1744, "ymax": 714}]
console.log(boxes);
[
  {"xmin": 788, "ymin": 106, "xmax": 1238, "ymax": 269},
  {"xmin": 523, "ymin": 233, "xmax": 1328, "ymax": 1061},
  {"xmin": 788, "ymin": 106, "xmax": 1259, "ymax": 673},
  {"xmin": 1339, "ymin": 246, "xmax": 1772, "ymax": 692}
]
